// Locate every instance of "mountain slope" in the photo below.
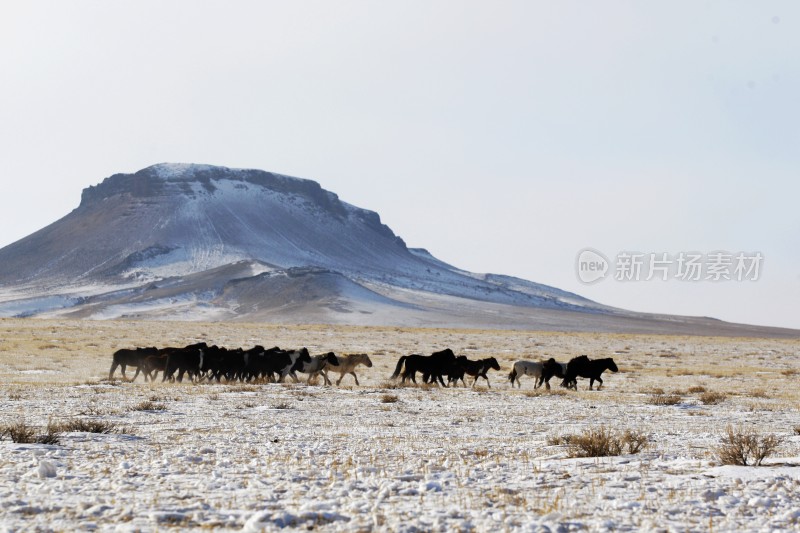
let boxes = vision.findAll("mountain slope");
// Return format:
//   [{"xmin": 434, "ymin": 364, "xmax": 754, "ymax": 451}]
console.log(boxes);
[{"xmin": 0, "ymin": 163, "xmax": 796, "ymax": 337}]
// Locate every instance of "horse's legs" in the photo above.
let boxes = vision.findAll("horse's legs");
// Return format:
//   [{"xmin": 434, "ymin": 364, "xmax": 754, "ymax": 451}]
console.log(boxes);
[
  {"xmin": 131, "ymin": 366, "xmax": 141, "ymax": 382},
  {"xmin": 485, "ymin": 374, "xmax": 491, "ymax": 388},
  {"xmin": 109, "ymin": 361, "xmax": 119, "ymax": 380},
  {"xmin": 322, "ymin": 370, "xmax": 332, "ymax": 386},
  {"xmin": 596, "ymin": 376, "xmax": 603, "ymax": 390},
  {"xmin": 351, "ymin": 372, "xmax": 359, "ymax": 386},
  {"xmin": 120, "ymin": 364, "xmax": 127, "ymax": 379}
]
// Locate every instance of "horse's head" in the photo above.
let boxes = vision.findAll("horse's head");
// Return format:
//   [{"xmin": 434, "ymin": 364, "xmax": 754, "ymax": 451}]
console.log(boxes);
[
  {"xmin": 607, "ymin": 358, "xmax": 619, "ymax": 372},
  {"xmin": 325, "ymin": 352, "xmax": 340, "ymax": 366},
  {"xmin": 298, "ymin": 347, "xmax": 311, "ymax": 363},
  {"xmin": 489, "ymin": 357, "xmax": 501, "ymax": 371},
  {"xmin": 362, "ymin": 354, "xmax": 373, "ymax": 367}
]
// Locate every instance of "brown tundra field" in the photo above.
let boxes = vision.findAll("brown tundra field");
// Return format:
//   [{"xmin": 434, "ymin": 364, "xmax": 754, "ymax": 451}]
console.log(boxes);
[{"xmin": 1, "ymin": 318, "xmax": 799, "ymax": 531}]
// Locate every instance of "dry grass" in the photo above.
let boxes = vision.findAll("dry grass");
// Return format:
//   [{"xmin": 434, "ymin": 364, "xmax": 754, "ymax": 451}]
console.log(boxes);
[
  {"xmin": 0, "ymin": 420, "xmax": 61, "ymax": 445},
  {"xmin": 227, "ymin": 385, "xmax": 260, "ymax": 393},
  {"xmin": 699, "ymin": 391, "xmax": 727, "ymax": 405},
  {"xmin": 380, "ymin": 394, "xmax": 399, "ymax": 403},
  {"xmin": 546, "ymin": 434, "xmax": 573, "ymax": 446},
  {"xmin": 648, "ymin": 393, "xmax": 682, "ymax": 406},
  {"xmin": 56, "ymin": 419, "xmax": 120, "ymax": 434},
  {"xmin": 563, "ymin": 426, "xmax": 648, "ymax": 457},
  {"xmin": 523, "ymin": 388, "xmax": 569, "ymax": 398},
  {"xmin": 714, "ymin": 425, "xmax": 781, "ymax": 466},
  {"xmin": 132, "ymin": 400, "xmax": 167, "ymax": 411}
]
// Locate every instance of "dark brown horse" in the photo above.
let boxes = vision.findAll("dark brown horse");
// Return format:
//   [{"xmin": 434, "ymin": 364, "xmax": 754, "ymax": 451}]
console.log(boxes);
[
  {"xmin": 561, "ymin": 355, "xmax": 618, "ymax": 390},
  {"xmin": 391, "ymin": 349, "xmax": 455, "ymax": 386},
  {"xmin": 448, "ymin": 356, "xmax": 501, "ymax": 388}
]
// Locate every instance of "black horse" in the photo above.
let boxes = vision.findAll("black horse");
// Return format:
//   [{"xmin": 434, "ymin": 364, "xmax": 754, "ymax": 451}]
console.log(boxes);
[
  {"xmin": 540, "ymin": 358, "xmax": 566, "ymax": 389},
  {"xmin": 561, "ymin": 355, "xmax": 618, "ymax": 390},
  {"xmin": 162, "ymin": 342, "xmax": 209, "ymax": 383},
  {"xmin": 447, "ymin": 356, "xmax": 501, "ymax": 388},
  {"xmin": 109, "ymin": 346, "xmax": 159, "ymax": 381},
  {"xmin": 390, "ymin": 349, "xmax": 456, "ymax": 386}
]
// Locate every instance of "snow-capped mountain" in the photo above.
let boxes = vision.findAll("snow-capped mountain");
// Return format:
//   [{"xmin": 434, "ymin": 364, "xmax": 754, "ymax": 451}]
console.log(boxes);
[{"xmin": 0, "ymin": 163, "xmax": 794, "ymax": 336}]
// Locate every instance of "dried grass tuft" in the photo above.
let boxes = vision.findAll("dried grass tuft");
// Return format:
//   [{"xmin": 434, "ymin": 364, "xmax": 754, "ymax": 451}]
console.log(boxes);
[
  {"xmin": 563, "ymin": 426, "xmax": 648, "ymax": 457},
  {"xmin": 714, "ymin": 425, "xmax": 780, "ymax": 466}
]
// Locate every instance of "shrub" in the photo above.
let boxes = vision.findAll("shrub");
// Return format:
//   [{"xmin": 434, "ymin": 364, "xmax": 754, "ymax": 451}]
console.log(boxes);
[
  {"xmin": 57, "ymin": 419, "xmax": 118, "ymax": 434},
  {"xmin": 2, "ymin": 420, "xmax": 36, "ymax": 443},
  {"xmin": 546, "ymin": 434, "xmax": 573, "ymax": 446},
  {"xmin": 38, "ymin": 422, "xmax": 63, "ymax": 445},
  {"xmin": 380, "ymin": 394, "xmax": 399, "ymax": 404},
  {"xmin": 648, "ymin": 393, "xmax": 682, "ymax": 406},
  {"xmin": 715, "ymin": 425, "xmax": 781, "ymax": 466},
  {"xmin": 0, "ymin": 420, "xmax": 61, "ymax": 445},
  {"xmin": 687, "ymin": 385, "xmax": 707, "ymax": 394},
  {"xmin": 132, "ymin": 400, "xmax": 166, "ymax": 411},
  {"xmin": 565, "ymin": 426, "xmax": 649, "ymax": 457},
  {"xmin": 699, "ymin": 391, "xmax": 726, "ymax": 405}
]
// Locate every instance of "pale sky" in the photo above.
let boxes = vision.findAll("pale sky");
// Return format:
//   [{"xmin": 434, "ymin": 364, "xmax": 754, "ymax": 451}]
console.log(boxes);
[{"xmin": 1, "ymin": 2, "xmax": 798, "ymax": 329}]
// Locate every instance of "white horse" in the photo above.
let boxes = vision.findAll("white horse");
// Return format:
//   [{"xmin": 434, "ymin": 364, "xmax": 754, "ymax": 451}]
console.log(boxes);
[
  {"xmin": 318, "ymin": 353, "xmax": 373, "ymax": 386},
  {"xmin": 296, "ymin": 352, "xmax": 340, "ymax": 385},
  {"xmin": 280, "ymin": 348, "xmax": 313, "ymax": 382},
  {"xmin": 508, "ymin": 359, "xmax": 566, "ymax": 389}
]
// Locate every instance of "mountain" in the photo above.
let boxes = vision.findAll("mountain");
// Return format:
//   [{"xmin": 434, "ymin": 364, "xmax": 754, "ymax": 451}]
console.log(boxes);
[{"xmin": 0, "ymin": 163, "xmax": 796, "ymax": 337}]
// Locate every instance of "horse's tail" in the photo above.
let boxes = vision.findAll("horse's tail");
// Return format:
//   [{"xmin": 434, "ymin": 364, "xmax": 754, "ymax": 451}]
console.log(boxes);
[
  {"xmin": 390, "ymin": 356, "xmax": 407, "ymax": 379},
  {"xmin": 508, "ymin": 367, "xmax": 517, "ymax": 385}
]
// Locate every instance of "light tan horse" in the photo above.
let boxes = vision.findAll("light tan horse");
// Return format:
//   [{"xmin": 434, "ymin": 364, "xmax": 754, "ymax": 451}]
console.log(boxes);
[{"xmin": 319, "ymin": 353, "xmax": 373, "ymax": 386}]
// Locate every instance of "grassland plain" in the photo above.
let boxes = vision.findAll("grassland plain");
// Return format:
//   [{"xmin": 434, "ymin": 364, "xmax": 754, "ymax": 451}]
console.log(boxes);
[{"xmin": 1, "ymin": 318, "xmax": 799, "ymax": 531}]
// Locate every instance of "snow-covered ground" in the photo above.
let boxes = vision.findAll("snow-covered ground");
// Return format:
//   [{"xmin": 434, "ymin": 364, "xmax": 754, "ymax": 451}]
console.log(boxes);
[{"xmin": 1, "ymin": 319, "xmax": 799, "ymax": 531}]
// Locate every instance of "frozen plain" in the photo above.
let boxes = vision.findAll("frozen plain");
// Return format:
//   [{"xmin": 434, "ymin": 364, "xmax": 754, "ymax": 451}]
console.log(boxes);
[{"xmin": 1, "ymin": 319, "xmax": 799, "ymax": 532}]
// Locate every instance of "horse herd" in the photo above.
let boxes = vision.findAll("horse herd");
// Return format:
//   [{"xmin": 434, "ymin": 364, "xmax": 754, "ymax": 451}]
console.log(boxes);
[{"xmin": 109, "ymin": 343, "xmax": 619, "ymax": 391}]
